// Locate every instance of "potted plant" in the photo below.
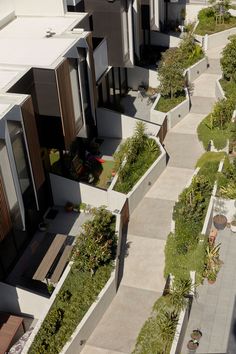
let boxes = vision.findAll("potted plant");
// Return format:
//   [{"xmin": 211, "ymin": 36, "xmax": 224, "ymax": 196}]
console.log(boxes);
[
  {"xmin": 79, "ymin": 202, "xmax": 87, "ymax": 213},
  {"xmin": 73, "ymin": 204, "xmax": 80, "ymax": 213},
  {"xmin": 191, "ymin": 329, "xmax": 202, "ymax": 341},
  {"xmin": 187, "ymin": 339, "xmax": 199, "ymax": 350},
  {"xmin": 208, "ymin": 229, "xmax": 217, "ymax": 245},
  {"xmin": 64, "ymin": 201, "xmax": 74, "ymax": 212},
  {"xmin": 231, "ymin": 215, "xmax": 236, "ymax": 232},
  {"xmin": 213, "ymin": 198, "xmax": 227, "ymax": 230},
  {"xmin": 207, "ymin": 270, "xmax": 217, "ymax": 284}
]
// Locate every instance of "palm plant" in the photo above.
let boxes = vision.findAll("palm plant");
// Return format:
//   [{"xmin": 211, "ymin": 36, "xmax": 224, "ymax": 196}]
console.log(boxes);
[
  {"xmin": 167, "ymin": 278, "xmax": 194, "ymax": 313},
  {"xmin": 157, "ymin": 309, "xmax": 179, "ymax": 354}
]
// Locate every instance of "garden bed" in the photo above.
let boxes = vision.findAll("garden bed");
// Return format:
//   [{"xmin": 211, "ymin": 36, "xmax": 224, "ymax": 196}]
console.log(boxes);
[
  {"xmin": 28, "ymin": 207, "xmax": 117, "ymax": 354},
  {"xmin": 219, "ymin": 78, "xmax": 236, "ymax": 98},
  {"xmin": 155, "ymin": 94, "xmax": 185, "ymax": 113},
  {"xmin": 164, "ymin": 152, "xmax": 223, "ymax": 282},
  {"xmin": 195, "ymin": 8, "xmax": 236, "ymax": 35}
]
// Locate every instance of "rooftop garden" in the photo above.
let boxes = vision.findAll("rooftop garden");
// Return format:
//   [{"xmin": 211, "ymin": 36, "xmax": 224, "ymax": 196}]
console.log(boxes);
[
  {"xmin": 217, "ymin": 156, "xmax": 236, "ymax": 198},
  {"xmin": 156, "ymin": 32, "xmax": 203, "ymax": 113},
  {"xmin": 28, "ymin": 207, "xmax": 117, "ymax": 354},
  {"xmin": 195, "ymin": 1, "xmax": 236, "ymax": 35},
  {"xmin": 113, "ymin": 122, "xmax": 160, "ymax": 194}
]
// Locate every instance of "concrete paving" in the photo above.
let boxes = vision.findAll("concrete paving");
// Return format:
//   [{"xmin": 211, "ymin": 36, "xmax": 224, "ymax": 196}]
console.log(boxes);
[
  {"xmin": 182, "ymin": 229, "xmax": 236, "ymax": 354},
  {"xmin": 81, "ymin": 41, "xmax": 223, "ymax": 354},
  {"xmin": 85, "ymin": 285, "xmax": 160, "ymax": 354}
]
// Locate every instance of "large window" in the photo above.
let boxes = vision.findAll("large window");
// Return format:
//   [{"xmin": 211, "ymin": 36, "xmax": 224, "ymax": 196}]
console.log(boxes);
[
  {"xmin": 7, "ymin": 122, "xmax": 35, "ymax": 208},
  {"xmin": 69, "ymin": 59, "xmax": 83, "ymax": 133}
]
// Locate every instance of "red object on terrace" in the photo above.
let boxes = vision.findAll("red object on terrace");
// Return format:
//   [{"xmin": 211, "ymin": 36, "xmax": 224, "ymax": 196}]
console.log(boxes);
[{"xmin": 95, "ymin": 157, "xmax": 105, "ymax": 163}]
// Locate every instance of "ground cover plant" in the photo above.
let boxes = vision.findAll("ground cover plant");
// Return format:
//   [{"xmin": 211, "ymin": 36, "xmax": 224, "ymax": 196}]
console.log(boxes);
[
  {"xmin": 195, "ymin": 3, "xmax": 236, "ymax": 35},
  {"xmin": 114, "ymin": 122, "xmax": 160, "ymax": 193},
  {"xmin": 197, "ymin": 97, "xmax": 235, "ymax": 150},
  {"xmin": 164, "ymin": 152, "xmax": 223, "ymax": 281},
  {"xmin": 156, "ymin": 33, "xmax": 203, "ymax": 112},
  {"xmin": 217, "ymin": 156, "xmax": 236, "ymax": 198},
  {"xmin": 132, "ymin": 278, "xmax": 193, "ymax": 354},
  {"xmin": 29, "ymin": 207, "xmax": 116, "ymax": 354}
]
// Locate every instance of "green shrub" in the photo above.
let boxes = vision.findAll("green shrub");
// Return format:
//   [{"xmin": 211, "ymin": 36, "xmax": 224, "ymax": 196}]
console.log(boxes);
[
  {"xmin": 179, "ymin": 33, "xmax": 204, "ymax": 68},
  {"xmin": 114, "ymin": 122, "xmax": 160, "ymax": 193},
  {"xmin": 211, "ymin": 97, "xmax": 235, "ymax": 129},
  {"xmin": 219, "ymin": 78, "xmax": 236, "ymax": 98},
  {"xmin": 29, "ymin": 207, "xmax": 116, "ymax": 354},
  {"xmin": 221, "ymin": 34, "xmax": 236, "ymax": 81},
  {"xmin": 196, "ymin": 5, "xmax": 236, "ymax": 35},
  {"xmin": 165, "ymin": 156, "xmax": 220, "ymax": 282}
]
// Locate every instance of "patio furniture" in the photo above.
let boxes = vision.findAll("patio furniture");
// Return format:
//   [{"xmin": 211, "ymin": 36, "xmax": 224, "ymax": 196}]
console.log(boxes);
[
  {"xmin": 137, "ymin": 86, "xmax": 147, "ymax": 101},
  {"xmin": 50, "ymin": 245, "xmax": 73, "ymax": 284},
  {"xmin": 33, "ymin": 234, "xmax": 66, "ymax": 282},
  {"xmin": 0, "ymin": 312, "xmax": 25, "ymax": 354},
  {"xmin": 147, "ymin": 92, "xmax": 158, "ymax": 105}
]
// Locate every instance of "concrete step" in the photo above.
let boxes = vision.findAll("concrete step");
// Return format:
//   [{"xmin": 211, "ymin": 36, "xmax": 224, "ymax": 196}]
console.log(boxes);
[
  {"xmin": 190, "ymin": 96, "xmax": 215, "ymax": 115},
  {"xmin": 207, "ymin": 58, "xmax": 222, "ymax": 75}
]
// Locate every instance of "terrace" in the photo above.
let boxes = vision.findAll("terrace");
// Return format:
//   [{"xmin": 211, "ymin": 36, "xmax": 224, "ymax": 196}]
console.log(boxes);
[{"xmin": 7, "ymin": 207, "xmax": 92, "ymax": 295}]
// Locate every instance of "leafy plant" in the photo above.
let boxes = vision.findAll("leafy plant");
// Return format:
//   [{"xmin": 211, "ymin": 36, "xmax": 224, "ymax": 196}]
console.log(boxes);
[
  {"xmin": 210, "ymin": 97, "xmax": 235, "ymax": 129},
  {"xmin": 114, "ymin": 122, "xmax": 160, "ymax": 193},
  {"xmin": 158, "ymin": 48, "xmax": 185, "ymax": 99},
  {"xmin": 221, "ymin": 35, "xmax": 236, "ymax": 81}
]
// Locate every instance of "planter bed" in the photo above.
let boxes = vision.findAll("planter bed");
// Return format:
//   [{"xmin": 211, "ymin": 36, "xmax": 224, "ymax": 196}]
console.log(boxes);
[
  {"xmin": 109, "ymin": 137, "xmax": 166, "ymax": 214},
  {"xmin": 164, "ymin": 152, "xmax": 223, "ymax": 282},
  {"xmin": 27, "ymin": 208, "xmax": 118, "ymax": 354},
  {"xmin": 155, "ymin": 94, "xmax": 185, "ymax": 113}
]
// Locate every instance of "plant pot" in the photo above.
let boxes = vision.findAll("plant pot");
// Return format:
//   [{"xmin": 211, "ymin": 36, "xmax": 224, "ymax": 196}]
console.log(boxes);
[
  {"xmin": 231, "ymin": 222, "xmax": 236, "ymax": 233},
  {"xmin": 208, "ymin": 278, "xmax": 216, "ymax": 284},
  {"xmin": 191, "ymin": 329, "xmax": 202, "ymax": 341},
  {"xmin": 187, "ymin": 339, "xmax": 199, "ymax": 350},
  {"xmin": 65, "ymin": 202, "xmax": 74, "ymax": 212},
  {"xmin": 213, "ymin": 214, "xmax": 227, "ymax": 230},
  {"xmin": 209, "ymin": 229, "xmax": 217, "ymax": 244}
]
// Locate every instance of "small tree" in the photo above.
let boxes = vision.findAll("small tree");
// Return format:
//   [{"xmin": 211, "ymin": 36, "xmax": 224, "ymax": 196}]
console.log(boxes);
[
  {"xmin": 221, "ymin": 35, "xmax": 236, "ymax": 81},
  {"xmin": 209, "ymin": 0, "xmax": 231, "ymax": 24},
  {"xmin": 158, "ymin": 48, "xmax": 185, "ymax": 99},
  {"xmin": 210, "ymin": 97, "xmax": 235, "ymax": 129}
]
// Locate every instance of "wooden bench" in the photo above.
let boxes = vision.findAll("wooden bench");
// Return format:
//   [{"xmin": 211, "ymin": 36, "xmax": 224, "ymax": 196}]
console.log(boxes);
[
  {"xmin": 33, "ymin": 234, "xmax": 66, "ymax": 282},
  {"xmin": 50, "ymin": 245, "xmax": 73, "ymax": 284}
]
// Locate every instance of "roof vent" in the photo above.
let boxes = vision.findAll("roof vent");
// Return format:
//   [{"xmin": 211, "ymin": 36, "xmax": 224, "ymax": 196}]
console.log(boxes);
[
  {"xmin": 72, "ymin": 28, "xmax": 84, "ymax": 34},
  {"xmin": 46, "ymin": 28, "xmax": 56, "ymax": 37}
]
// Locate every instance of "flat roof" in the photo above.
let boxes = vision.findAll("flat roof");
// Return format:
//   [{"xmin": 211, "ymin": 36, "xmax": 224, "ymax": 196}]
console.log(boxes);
[
  {"xmin": 0, "ymin": 103, "xmax": 12, "ymax": 118},
  {"xmin": 0, "ymin": 15, "xmax": 87, "ymax": 67}
]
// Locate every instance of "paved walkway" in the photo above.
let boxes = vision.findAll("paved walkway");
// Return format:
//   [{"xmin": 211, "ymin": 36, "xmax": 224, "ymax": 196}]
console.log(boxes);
[{"xmin": 81, "ymin": 48, "xmax": 222, "ymax": 354}]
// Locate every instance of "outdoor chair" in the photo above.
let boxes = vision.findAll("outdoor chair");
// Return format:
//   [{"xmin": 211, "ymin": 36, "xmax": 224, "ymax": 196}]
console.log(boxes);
[
  {"xmin": 147, "ymin": 92, "xmax": 158, "ymax": 105},
  {"xmin": 137, "ymin": 86, "xmax": 147, "ymax": 101}
]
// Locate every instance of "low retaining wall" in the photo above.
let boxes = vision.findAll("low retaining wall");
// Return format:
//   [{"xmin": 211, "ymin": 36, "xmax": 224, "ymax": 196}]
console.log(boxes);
[
  {"xmin": 150, "ymin": 31, "xmax": 181, "ymax": 47},
  {"xmin": 50, "ymin": 173, "xmax": 109, "ymax": 208},
  {"xmin": 170, "ymin": 304, "xmax": 190, "ymax": 354},
  {"xmin": 127, "ymin": 66, "xmax": 160, "ymax": 90},
  {"xmin": 152, "ymin": 90, "xmax": 190, "ymax": 130},
  {"xmin": 201, "ymin": 159, "xmax": 224, "ymax": 235},
  {"xmin": 215, "ymin": 77, "xmax": 225, "ymax": 100},
  {"xmin": 109, "ymin": 137, "xmax": 167, "ymax": 215},
  {"xmin": 96, "ymin": 107, "xmax": 161, "ymax": 138},
  {"xmin": 186, "ymin": 57, "xmax": 208, "ymax": 83},
  {"xmin": 0, "ymin": 282, "xmax": 49, "ymax": 319},
  {"xmin": 62, "ymin": 274, "xmax": 116, "ymax": 354}
]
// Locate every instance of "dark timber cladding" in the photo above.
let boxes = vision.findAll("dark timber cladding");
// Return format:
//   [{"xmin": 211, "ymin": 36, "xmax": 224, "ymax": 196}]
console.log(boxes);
[
  {"xmin": 56, "ymin": 59, "xmax": 76, "ymax": 150},
  {"xmin": 21, "ymin": 96, "xmax": 45, "ymax": 191},
  {"xmin": 0, "ymin": 174, "xmax": 12, "ymax": 242}
]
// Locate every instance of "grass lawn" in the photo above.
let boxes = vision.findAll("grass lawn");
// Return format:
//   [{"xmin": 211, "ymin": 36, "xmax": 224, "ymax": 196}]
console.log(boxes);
[
  {"xmin": 95, "ymin": 160, "xmax": 115, "ymax": 189},
  {"xmin": 155, "ymin": 94, "xmax": 185, "ymax": 113},
  {"xmin": 195, "ymin": 15, "xmax": 236, "ymax": 35},
  {"xmin": 219, "ymin": 78, "xmax": 236, "ymax": 98},
  {"xmin": 196, "ymin": 151, "xmax": 226, "ymax": 169},
  {"xmin": 197, "ymin": 114, "xmax": 231, "ymax": 150}
]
